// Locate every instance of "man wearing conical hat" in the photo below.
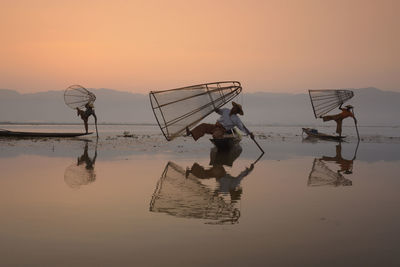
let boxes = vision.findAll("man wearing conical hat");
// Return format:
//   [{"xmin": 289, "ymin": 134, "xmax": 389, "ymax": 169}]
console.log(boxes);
[
  {"xmin": 187, "ymin": 102, "xmax": 254, "ymax": 140},
  {"xmin": 320, "ymin": 104, "xmax": 357, "ymax": 137},
  {"xmin": 76, "ymin": 102, "xmax": 97, "ymax": 134}
]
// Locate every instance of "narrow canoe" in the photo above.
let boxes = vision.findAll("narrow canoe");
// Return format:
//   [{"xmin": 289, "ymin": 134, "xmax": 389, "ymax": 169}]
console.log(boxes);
[
  {"xmin": 302, "ymin": 128, "xmax": 345, "ymax": 141},
  {"xmin": 0, "ymin": 130, "xmax": 92, "ymax": 138}
]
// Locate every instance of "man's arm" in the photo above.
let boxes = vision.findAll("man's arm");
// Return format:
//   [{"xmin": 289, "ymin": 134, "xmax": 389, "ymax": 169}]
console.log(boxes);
[
  {"xmin": 243, "ymin": 124, "xmax": 255, "ymax": 139},
  {"xmin": 233, "ymin": 116, "xmax": 254, "ymax": 138}
]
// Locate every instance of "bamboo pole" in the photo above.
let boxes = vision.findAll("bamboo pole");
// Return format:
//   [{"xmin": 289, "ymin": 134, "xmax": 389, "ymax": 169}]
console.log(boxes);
[
  {"xmin": 243, "ymin": 124, "xmax": 265, "ymax": 154},
  {"xmin": 94, "ymin": 116, "xmax": 99, "ymax": 138},
  {"xmin": 354, "ymin": 119, "xmax": 360, "ymax": 141},
  {"xmin": 352, "ymin": 108, "xmax": 360, "ymax": 141}
]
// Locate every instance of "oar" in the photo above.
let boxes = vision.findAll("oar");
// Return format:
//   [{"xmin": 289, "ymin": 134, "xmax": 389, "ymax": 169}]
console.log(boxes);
[
  {"xmin": 352, "ymin": 138, "xmax": 360, "ymax": 161},
  {"xmin": 354, "ymin": 119, "xmax": 360, "ymax": 140},
  {"xmin": 94, "ymin": 116, "xmax": 99, "ymax": 138},
  {"xmin": 252, "ymin": 152, "xmax": 265, "ymax": 165},
  {"xmin": 243, "ymin": 124, "xmax": 265, "ymax": 154},
  {"xmin": 95, "ymin": 122, "xmax": 99, "ymax": 138},
  {"xmin": 352, "ymin": 108, "xmax": 360, "ymax": 141}
]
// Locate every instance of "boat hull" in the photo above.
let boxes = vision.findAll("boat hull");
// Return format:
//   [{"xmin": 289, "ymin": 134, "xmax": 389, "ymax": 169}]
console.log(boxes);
[
  {"xmin": 302, "ymin": 128, "xmax": 345, "ymax": 141},
  {"xmin": 0, "ymin": 130, "xmax": 93, "ymax": 138}
]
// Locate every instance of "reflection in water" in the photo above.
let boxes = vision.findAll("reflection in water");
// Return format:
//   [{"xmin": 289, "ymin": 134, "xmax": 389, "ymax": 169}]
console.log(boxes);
[
  {"xmin": 188, "ymin": 146, "xmax": 252, "ymax": 203},
  {"xmin": 64, "ymin": 141, "xmax": 98, "ymax": 189},
  {"xmin": 150, "ymin": 145, "xmax": 256, "ymax": 224},
  {"xmin": 308, "ymin": 142, "xmax": 358, "ymax": 187}
]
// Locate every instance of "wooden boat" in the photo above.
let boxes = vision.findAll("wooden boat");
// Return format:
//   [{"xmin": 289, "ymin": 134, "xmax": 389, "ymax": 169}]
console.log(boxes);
[
  {"xmin": 210, "ymin": 129, "xmax": 242, "ymax": 150},
  {"xmin": 0, "ymin": 130, "xmax": 92, "ymax": 138},
  {"xmin": 302, "ymin": 128, "xmax": 345, "ymax": 141}
]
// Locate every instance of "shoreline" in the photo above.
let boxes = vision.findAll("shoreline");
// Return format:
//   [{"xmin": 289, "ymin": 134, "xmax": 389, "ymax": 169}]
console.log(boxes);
[
  {"xmin": 1, "ymin": 132, "xmax": 400, "ymax": 162},
  {"xmin": 1, "ymin": 122, "xmax": 400, "ymax": 128}
]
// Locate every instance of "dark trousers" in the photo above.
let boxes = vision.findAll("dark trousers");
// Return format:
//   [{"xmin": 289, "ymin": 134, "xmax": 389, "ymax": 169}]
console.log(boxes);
[
  {"xmin": 190, "ymin": 123, "xmax": 226, "ymax": 141},
  {"xmin": 323, "ymin": 114, "xmax": 343, "ymax": 135}
]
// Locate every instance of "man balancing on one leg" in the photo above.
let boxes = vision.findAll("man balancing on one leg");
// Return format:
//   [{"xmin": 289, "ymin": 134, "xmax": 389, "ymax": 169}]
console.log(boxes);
[
  {"xmin": 77, "ymin": 102, "xmax": 97, "ymax": 134},
  {"xmin": 186, "ymin": 102, "xmax": 254, "ymax": 140},
  {"xmin": 320, "ymin": 104, "xmax": 357, "ymax": 137}
]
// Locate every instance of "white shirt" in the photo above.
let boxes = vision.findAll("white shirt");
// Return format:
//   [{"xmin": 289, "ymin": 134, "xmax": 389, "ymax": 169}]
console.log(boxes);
[{"xmin": 216, "ymin": 108, "xmax": 249, "ymax": 134}]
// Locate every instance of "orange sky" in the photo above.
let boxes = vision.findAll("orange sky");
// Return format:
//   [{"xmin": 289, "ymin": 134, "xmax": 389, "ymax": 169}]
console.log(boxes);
[{"xmin": 1, "ymin": 0, "xmax": 399, "ymax": 93}]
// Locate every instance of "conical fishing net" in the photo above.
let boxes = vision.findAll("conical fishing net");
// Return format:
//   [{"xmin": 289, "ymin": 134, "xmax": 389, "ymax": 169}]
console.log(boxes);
[
  {"xmin": 149, "ymin": 161, "xmax": 240, "ymax": 224},
  {"xmin": 308, "ymin": 159, "xmax": 352, "ymax": 187},
  {"xmin": 149, "ymin": 81, "xmax": 242, "ymax": 141},
  {"xmin": 64, "ymin": 163, "xmax": 96, "ymax": 189},
  {"xmin": 309, "ymin": 89, "xmax": 354, "ymax": 118},
  {"xmin": 64, "ymin": 85, "xmax": 96, "ymax": 109}
]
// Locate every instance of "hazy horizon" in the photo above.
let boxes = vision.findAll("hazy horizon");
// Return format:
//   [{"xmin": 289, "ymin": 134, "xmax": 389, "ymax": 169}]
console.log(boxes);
[
  {"xmin": 2, "ymin": 85, "xmax": 399, "ymax": 96},
  {"xmin": 1, "ymin": 87, "xmax": 399, "ymax": 126}
]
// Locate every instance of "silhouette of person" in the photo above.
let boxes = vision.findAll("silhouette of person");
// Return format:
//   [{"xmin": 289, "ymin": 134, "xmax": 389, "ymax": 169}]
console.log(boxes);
[
  {"xmin": 321, "ymin": 143, "xmax": 355, "ymax": 174},
  {"xmin": 308, "ymin": 142, "xmax": 358, "ymax": 187},
  {"xmin": 77, "ymin": 141, "xmax": 97, "ymax": 172},
  {"xmin": 76, "ymin": 102, "xmax": 97, "ymax": 134},
  {"xmin": 64, "ymin": 141, "xmax": 97, "ymax": 189},
  {"xmin": 321, "ymin": 104, "xmax": 357, "ymax": 137},
  {"xmin": 186, "ymin": 145, "xmax": 253, "ymax": 202}
]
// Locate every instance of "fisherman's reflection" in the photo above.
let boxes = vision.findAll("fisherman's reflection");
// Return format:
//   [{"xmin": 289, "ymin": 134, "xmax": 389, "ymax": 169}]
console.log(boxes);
[
  {"xmin": 186, "ymin": 145, "xmax": 253, "ymax": 202},
  {"xmin": 321, "ymin": 143, "xmax": 355, "ymax": 175},
  {"xmin": 150, "ymin": 145, "xmax": 257, "ymax": 224},
  {"xmin": 64, "ymin": 141, "xmax": 97, "ymax": 189},
  {"xmin": 308, "ymin": 142, "xmax": 358, "ymax": 187}
]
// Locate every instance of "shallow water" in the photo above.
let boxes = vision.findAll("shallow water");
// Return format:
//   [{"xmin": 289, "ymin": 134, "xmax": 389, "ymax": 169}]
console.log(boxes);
[{"xmin": 0, "ymin": 125, "xmax": 400, "ymax": 266}]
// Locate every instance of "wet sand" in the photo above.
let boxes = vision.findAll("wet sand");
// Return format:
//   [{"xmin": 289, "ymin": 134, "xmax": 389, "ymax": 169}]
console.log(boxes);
[{"xmin": 0, "ymin": 125, "xmax": 400, "ymax": 266}]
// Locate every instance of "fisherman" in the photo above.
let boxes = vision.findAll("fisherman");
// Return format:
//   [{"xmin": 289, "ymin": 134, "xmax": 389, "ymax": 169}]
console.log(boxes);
[
  {"xmin": 187, "ymin": 162, "xmax": 254, "ymax": 201},
  {"xmin": 64, "ymin": 141, "xmax": 97, "ymax": 189},
  {"xmin": 186, "ymin": 102, "xmax": 254, "ymax": 140},
  {"xmin": 320, "ymin": 104, "xmax": 357, "ymax": 137},
  {"xmin": 77, "ymin": 141, "xmax": 97, "ymax": 171},
  {"xmin": 76, "ymin": 102, "xmax": 97, "ymax": 134},
  {"xmin": 321, "ymin": 143, "xmax": 354, "ymax": 174}
]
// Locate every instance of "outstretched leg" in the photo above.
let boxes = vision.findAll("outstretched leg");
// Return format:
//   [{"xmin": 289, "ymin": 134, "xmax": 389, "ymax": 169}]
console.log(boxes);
[
  {"xmin": 322, "ymin": 115, "xmax": 334, "ymax": 122},
  {"xmin": 190, "ymin": 123, "xmax": 225, "ymax": 141},
  {"xmin": 189, "ymin": 163, "xmax": 226, "ymax": 179}
]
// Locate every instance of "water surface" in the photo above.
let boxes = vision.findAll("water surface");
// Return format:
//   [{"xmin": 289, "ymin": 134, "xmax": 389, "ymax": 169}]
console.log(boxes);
[{"xmin": 0, "ymin": 125, "xmax": 399, "ymax": 266}]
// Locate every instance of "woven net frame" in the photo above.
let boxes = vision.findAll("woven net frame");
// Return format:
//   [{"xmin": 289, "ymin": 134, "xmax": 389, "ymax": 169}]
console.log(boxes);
[{"xmin": 149, "ymin": 81, "xmax": 242, "ymax": 141}]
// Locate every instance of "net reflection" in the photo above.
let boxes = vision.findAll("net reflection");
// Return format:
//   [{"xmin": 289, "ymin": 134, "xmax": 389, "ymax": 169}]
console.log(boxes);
[
  {"xmin": 64, "ymin": 141, "xmax": 98, "ymax": 189},
  {"xmin": 150, "ymin": 145, "xmax": 255, "ymax": 225},
  {"xmin": 308, "ymin": 141, "xmax": 359, "ymax": 187}
]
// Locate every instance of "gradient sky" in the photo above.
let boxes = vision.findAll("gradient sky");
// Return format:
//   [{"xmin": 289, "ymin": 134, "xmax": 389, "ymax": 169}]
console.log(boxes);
[{"xmin": 1, "ymin": 0, "xmax": 399, "ymax": 93}]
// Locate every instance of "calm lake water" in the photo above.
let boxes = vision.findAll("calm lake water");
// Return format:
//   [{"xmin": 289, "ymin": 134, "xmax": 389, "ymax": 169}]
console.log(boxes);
[{"xmin": 0, "ymin": 125, "xmax": 399, "ymax": 266}]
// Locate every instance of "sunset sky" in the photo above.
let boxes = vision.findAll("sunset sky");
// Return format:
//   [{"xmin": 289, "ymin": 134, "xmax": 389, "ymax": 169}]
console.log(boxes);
[{"xmin": 1, "ymin": 0, "xmax": 399, "ymax": 93}]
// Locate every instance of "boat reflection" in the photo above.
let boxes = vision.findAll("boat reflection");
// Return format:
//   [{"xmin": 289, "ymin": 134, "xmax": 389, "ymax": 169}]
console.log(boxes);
[
  {"xmin": 150, "ymin": 145, "xmax": 256, "ymax": 225},
  {"xmin": 64, "ymin": 141, "xmax": 97, "ymax": 189},
  {"xmin": 308, "ymin": 142, "xmax": 359, "ymax": 187}
]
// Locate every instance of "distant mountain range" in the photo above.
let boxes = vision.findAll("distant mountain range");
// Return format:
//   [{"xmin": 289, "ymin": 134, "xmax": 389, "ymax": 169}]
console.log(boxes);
[{"xmin": 0, "ymin": 87, "xmax": 399, "ymax": 126}]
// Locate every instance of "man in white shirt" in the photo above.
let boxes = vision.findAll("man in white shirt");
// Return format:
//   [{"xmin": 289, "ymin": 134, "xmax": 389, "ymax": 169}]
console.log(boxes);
[{"xmin": 187, "ymin": 102, "xmax": 254, "ymax": 140}]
